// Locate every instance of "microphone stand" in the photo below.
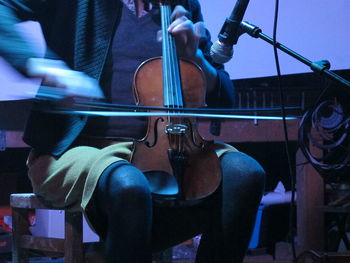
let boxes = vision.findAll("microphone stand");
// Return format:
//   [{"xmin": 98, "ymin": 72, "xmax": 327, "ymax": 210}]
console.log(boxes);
[
  {"xmin": 238, "ymin": 22, "xmax": 350, "ymax": 262},
  {"xmin": 239, "ymin": 21, "xmax": 350, "ymax": 89}
]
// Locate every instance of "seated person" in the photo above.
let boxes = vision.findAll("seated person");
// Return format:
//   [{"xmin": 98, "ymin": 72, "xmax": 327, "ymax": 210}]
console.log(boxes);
[{"xmin": 0, "ymin": 0, "xmax": 265, "ymax": 262}]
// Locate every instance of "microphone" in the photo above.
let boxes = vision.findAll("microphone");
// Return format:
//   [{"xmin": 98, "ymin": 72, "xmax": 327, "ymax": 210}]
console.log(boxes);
[{"xmin": 210, "ymin": 0, "xmax": 250, "ymax": 64}]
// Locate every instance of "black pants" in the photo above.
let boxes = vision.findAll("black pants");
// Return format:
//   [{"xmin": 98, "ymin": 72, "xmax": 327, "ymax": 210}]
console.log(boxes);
[{"xmin": 86, "ymin": 151, "xmax": 265, "ymax": 263}]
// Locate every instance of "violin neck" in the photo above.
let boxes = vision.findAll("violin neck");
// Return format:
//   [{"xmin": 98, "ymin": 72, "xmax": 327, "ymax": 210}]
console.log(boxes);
[{"xmin": 160, "ymin": 4, "xmax": 183, "ymax": 108}]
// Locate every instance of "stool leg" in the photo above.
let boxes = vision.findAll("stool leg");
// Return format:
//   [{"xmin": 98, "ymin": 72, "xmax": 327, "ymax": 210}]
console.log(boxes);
[
  {"xmin": 65, "ymin": 211, "xmax": 84, "ymax": 263},
  {"xmin": 12, "ymin": 207, "xmax": 30, "ymax": 263}
]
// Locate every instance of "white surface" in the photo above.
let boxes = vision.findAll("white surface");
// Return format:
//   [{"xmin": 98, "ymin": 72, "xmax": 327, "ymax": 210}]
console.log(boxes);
[
  {"xmin": 201, "ymin": 0, "xmax": 350, "ymax": 79},
  {"xmin": 30, "ymin": 209, "xmax": 100, "ymax": 242},
  {"xmin": 261, "ymin": 181, "xmax": 295, "ymax": 205}
]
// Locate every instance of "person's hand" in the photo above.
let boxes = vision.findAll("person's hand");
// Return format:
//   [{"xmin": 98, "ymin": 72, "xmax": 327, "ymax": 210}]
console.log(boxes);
[
  {"xmin": 167, "ymin": 5, "xmax": 206, "ymax": 60},
  {"xmin": 158, "ymin": 5, "xmax": 218, "ymax": 93},
  {"xmin": 26, "ymin": 58, "xmax": 104, "ymax": 101}
]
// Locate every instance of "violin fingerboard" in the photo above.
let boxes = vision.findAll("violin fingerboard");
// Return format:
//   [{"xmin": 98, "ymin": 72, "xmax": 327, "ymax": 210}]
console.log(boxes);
[
  {"xmin": 158, "ymin": 0, "xmax": 183, "ymax": 7},
  {"xmin": 160, "ymin": 4, "xmax": 184, "ymax": 108}
]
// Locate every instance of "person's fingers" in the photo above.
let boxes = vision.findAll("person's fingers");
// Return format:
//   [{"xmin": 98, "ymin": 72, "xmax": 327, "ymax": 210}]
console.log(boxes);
[
  {"xmin": 168, "ymin": 15, "xmax": 188, "ymax": 33},
  {"xmin": 194, "ymin": 21, "xmax": 206, "ymax": 39},
  {"xmin": 26, "ymin": 58, "xmax": 104, "ymax": 100},
  {"xmin": 170, "ymin": 5, "xmax": 191, "ymax": 21},
  {"xmin": 156, "ymin": 30, "xmax": 162, "ymax": 42}
]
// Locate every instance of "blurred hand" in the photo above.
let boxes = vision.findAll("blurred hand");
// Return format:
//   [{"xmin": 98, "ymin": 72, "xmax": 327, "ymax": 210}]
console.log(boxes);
[{"xmin": 26, "ymin": 58, "xmax": 104, "ymax": 101}]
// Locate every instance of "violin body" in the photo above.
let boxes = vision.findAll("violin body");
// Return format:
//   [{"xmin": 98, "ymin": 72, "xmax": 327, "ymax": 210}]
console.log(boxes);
[
  {"xmin": 131, "ymin": 57, "xmax": 221, "ymax": 201},
  {"xmin": 130, "ymin": 2, "xmax": 221, "ymax": 202}
]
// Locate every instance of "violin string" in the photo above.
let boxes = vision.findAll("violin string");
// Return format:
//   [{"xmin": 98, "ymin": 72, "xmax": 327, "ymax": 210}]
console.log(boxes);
[
  {"xmin": 169, "ymin": 6, "xmax": 176, "ymax": 110},
  {"xmin": 167, "ymin": 4, "xmax": 184, "ymax": 153},
  {"xmin": 162, "ymin": 4, "xmax": 179, "ymax": 152},
  {"xmin": 165, "ymin": 5, "xmax": 176, "ymax": 151},
  {"xmin": 167, "ymin": 5, "xmax": 182, "ymax": 110},
  {"xmin": 162, "ymin": 5, "xmax": 175, "ymax": 152},
  {"xmin": 161, "ymin": 4, "xmax": 171, "ymax": 123},
  {"xmin": 164, "ymin": 6, "xmax": 173, "ymax": 146},
  {"xmin": 165, "ymin": 5, "xmax": 173, "ymax": 109},
  {"xmin": 165, "ymin": 5, "xmax": 178, "ymax": 150}
]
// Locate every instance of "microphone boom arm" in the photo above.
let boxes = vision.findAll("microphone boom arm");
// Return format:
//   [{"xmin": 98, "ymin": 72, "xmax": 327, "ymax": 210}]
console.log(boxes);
[{"xmin": 239, "ymin": 21, "xmax": 350, "ymax": 90}]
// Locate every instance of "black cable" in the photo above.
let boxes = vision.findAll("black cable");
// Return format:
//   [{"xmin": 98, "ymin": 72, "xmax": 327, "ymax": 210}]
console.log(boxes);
[
  {"xmin": 298, "ymin": 101, "xmax": 350, "ymax": 182},
  {"xmin": 272, "ymin": 0, "xmax": 297, "ymax": 261}
]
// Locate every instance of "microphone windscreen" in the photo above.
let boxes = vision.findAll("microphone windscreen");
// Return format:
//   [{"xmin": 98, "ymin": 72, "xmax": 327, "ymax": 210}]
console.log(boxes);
[{"xmin": 210, "ymin": 41, "xmax": 234, "ymax": 64}]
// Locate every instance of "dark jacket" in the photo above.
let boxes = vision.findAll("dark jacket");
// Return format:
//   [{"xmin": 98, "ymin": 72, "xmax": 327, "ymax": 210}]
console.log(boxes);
[{"xmin": 0, "ymin": 0, "xmax": 235, "ymax": 156}]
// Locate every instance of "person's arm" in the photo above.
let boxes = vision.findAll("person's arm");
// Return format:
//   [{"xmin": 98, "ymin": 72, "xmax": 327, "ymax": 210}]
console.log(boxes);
[
  {"xmin": 0, "ymin": 0, "xmax": 46, "ymax": 74},
  {"xmin": 0, "ymin": 0, "xmax": 104, "ymax": 100}
]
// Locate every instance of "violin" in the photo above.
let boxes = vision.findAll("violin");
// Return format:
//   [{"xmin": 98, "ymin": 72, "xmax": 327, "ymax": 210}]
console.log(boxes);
[{"xmin": 130, "ymin": 0, "xmax": 221, "ymax": 203}]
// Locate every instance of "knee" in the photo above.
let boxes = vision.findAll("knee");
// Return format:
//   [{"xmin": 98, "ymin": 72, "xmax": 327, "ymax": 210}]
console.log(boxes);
[
  {"xmin": 221, "ymin": 152, "xmax": 265, "ymax": 193},
  {"xmin": 99, "ymin": 163, "xmax": 151, "ymax": 206}
]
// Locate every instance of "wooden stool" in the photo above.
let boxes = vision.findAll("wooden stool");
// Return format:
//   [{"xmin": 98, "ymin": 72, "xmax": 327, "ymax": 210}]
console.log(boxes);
[
  {"xmin": 10, "ymin": 193, "xmax": 103, "ymax": 263},
  {"xmin": 10, "ymin": 193, "xmax": 172, "ymax": 263}
]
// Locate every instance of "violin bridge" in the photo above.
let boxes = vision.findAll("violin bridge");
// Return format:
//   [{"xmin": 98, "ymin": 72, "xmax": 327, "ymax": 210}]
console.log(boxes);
[{"xmin": 165, "ymin": 124, "xmax": 188, "ymax": 135}]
